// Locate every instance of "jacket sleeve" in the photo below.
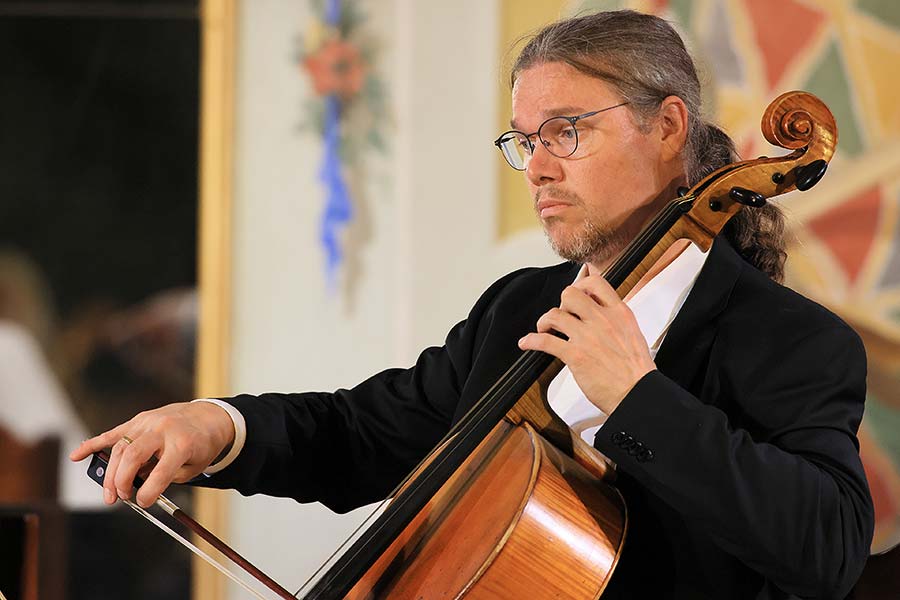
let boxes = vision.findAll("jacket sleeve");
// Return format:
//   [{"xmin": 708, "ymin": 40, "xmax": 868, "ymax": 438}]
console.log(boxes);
[
  {"xmin": 197, "ymin": 268, "xmax": 531, "ymax": 513},
  {"xmin": 595, "ymin": 324, "xmax": 874, "ymax": 599}
]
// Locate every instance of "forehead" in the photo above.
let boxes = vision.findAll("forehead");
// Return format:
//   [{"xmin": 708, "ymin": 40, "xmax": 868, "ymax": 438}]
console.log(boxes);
[{"xmin": 511, "ymin": 62, "xmax": 619, "ymax": 128}]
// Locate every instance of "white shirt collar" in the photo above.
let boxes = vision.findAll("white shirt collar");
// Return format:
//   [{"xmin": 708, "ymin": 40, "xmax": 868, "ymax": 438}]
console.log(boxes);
[{"xmin": 572, "ymin": 242, "xmax": 709, "ymax": 358}]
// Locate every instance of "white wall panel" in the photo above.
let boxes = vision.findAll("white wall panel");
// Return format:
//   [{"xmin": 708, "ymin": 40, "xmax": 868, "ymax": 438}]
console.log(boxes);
[{"xmin": 227, "ymin": 1, "xmax": 556, "ymax": 596}]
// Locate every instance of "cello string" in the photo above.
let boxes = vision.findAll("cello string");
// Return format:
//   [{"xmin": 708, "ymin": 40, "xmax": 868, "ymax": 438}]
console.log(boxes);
[
  {"xmin": 293, "ymin": 353, "xmax": 546, "ymax": 593},
  {"xmin": 300, "ymin": 194, "xmax": 701, "ymax": 595},
  {"xmin": 295, "ymin": 194, "xmax": 695, "ymax": 595},
  {"xmin": 385, "ymin": 197, "xmax": 695, "ymax": 483},
  {"xmin": 297, "ymin": 354, "xmax": 552, "ymax": 592},
  {"xmin": 292, "ymin": 501, "xmax": 391, "ymax": 596},
  {"xmin": 122, "ymin": 499, "xmax": 275, "ymax": 600}
]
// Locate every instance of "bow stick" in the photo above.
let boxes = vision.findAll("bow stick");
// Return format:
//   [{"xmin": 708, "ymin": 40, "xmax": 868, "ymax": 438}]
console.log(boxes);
[{"xmin": 87, "ymin": 451, "xmax": 296, "ymax": 599}]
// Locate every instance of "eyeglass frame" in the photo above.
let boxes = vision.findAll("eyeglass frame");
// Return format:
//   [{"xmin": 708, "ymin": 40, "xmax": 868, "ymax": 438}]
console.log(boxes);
[{"xmin": 493, "ymin": 101, "xmax": 630, "ymax": 171}]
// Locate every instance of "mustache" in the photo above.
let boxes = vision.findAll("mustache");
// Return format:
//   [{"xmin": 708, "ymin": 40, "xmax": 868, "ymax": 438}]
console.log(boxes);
[{"xmin": 533, "ymin": 186, "xmax": 585, "ymax": 207}]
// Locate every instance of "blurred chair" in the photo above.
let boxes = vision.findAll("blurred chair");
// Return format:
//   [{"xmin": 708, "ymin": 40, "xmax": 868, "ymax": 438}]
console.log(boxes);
[
  {"xmin": 0, "ymin": 426, "xmax": 58, "ymax": 503},
  {"xmin": 0, "ymin": 425, "xmax": 65, "ymax": 600}
]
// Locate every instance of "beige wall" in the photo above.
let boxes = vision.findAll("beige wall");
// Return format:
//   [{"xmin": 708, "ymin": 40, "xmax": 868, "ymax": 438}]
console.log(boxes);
[{"xmin": 226, "ymin": 0, "xmax": 556, "ymax": 595}]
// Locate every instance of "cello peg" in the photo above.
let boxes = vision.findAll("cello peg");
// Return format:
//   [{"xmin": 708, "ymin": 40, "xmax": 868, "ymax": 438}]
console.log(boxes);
[
  {"xmin": 794, "ymin": 159, "xmax": 828, "ymax": 191},
  {"xmin": 729, "ymin": 187, "xmax": 767, "ymax": 208}
]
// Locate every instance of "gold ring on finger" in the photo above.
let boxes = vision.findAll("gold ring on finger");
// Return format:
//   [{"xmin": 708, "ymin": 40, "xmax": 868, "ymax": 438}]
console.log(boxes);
[{"xmin": 121, "ymin": 435, "xmax": 134, "ymax": 445}]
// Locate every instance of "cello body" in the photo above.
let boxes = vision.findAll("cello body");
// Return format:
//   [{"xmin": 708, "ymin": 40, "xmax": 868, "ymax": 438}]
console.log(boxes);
[{"xmin": 346, "ymin": 418, "xmax": 627, "ymax": 599}]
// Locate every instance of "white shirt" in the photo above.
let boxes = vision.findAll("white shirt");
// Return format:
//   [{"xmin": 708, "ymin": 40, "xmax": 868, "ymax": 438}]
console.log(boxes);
[
  {"xmin": 199, "ymin": 242, "xmax": 709, "ymax": 472},
  {"xmin": 547, "ymin": 242, "xmax": 709, "ymax": 445}
]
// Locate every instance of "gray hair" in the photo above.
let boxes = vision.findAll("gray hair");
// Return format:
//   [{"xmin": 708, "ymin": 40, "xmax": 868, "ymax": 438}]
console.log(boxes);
[{"xmin": 511, "ymin": 10, "xmax": 787, "ymax": 281}]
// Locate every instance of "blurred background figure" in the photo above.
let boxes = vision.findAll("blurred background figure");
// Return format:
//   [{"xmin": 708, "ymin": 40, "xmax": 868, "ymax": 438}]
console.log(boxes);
[
  {"xmin": 98, "ymin": 287, "xmax": 197, "ymax": 406},
  {"xmin": 0, "ymin": 1, "xmax": 200, "ymax": 595},
  {"xmin": 0, "ymin": 249, "xmax": 100, "ymax": 509}
]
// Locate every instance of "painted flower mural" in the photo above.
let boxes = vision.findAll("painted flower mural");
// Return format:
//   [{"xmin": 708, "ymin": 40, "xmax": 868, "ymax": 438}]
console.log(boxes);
[
  {"xmin": 297, "ymin": 0, "xmax": 388, "ymax": 289},
  {"xmin": 304, "ymin": 38, "xmax": 366, "ymax": 99}
]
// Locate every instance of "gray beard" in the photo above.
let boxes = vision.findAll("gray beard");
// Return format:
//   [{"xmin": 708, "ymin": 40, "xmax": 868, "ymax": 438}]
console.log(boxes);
[
  {"xmin": 543, "ymin": 217, "xmax": 631, "ymax": 266},
  {"xmin": 533, "ymin": 185, "xmax": 631, "ymax": 266}
]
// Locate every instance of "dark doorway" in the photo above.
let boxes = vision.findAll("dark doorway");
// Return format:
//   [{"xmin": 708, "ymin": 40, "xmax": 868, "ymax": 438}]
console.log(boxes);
[{"xmin": 0, "ymin": 1, "xmax": 200, "ymax": 597}]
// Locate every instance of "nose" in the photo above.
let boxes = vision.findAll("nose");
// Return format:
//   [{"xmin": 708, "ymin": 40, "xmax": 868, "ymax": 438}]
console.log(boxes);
[{"xmin": 525, "ymin": 142, "xmax": 563, "ymax": 187}]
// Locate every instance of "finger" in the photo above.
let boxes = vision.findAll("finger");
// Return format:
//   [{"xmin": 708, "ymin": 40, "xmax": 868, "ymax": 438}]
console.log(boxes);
[
  {"xmin": 69, "ymin": 425, "xmax": 128, "ymax": 462},
  {"xmin": 518, "ymin": 331, "xmax": 571, "ymax": 362},
  {"xmin": 572, "ymin": 276, "xmax": 638, "ymax": 332},
  {"xmin": 114, "ymin": 435, "xmax": 161, "ymax": 501},
  {"xmin": 135, "ymin": 447, "xmax": 186, "ymax": 508},
  {"xmin": 559, "ymin": 285, "xmax": 603, "ymax": 321},
  {"xmin": 171, "ymin": 463, "xmax": 205, "ymax": 485},
  {"xmin": 535, "ymin": 307, "xmax": 582, "ymax": 337},
  {"xmin": 103, "ymin": 435, "xmax": 133, "ymax": 505},
  {"xmin": 572, "ymin": 275, "xmax": 621, "ymax": 306}
]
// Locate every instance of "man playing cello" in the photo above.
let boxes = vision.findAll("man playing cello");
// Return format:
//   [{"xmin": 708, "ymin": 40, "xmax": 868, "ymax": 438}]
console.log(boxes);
[{"xmin": 72, "ymin": 10, "xmax": 873, "ymax": 599}]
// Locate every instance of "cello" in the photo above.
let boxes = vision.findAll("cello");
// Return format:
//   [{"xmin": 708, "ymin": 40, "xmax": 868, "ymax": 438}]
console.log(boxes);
[{"xmin": 88, "ymin": 90, "xmax": 838, "ymax": 599}]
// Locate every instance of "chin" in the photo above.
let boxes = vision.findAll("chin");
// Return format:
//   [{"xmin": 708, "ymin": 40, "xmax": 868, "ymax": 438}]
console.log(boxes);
[
  {"xmin": 544, "ymin": 232, "xmax": 586, "ymax": 263},
  {"xmin": 544, "ymin": 219, "xmax": 584, "ymax": 242},
  {"xmin": 541, "ymin": 217, "xmax": 573, "ymax": 238},
  {"xmin": 543, "ymin": 219, "xmax": 626, "ymax": 265}
]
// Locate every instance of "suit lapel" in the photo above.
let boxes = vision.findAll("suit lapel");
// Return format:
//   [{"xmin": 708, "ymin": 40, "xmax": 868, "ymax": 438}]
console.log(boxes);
[
  {"xmin": 653, "ymin": 238, "xmax": 744, "ymax": 389},
  {"xmin": 455, "ymin": 240, "xmax": 744, "ymax": 422},
  {"xmin": 451, "ymin": 261, "xmax": 579, "ymax": 423}
]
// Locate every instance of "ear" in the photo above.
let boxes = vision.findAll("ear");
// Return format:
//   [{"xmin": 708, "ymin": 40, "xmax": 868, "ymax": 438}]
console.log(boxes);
[{"xmin": 657, "ymin": 95, "xmax": 689, "ymax": 163}]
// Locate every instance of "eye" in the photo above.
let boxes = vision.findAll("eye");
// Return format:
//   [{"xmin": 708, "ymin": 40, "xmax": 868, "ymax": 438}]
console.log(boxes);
[
  {"xmin": 558, "ymin": 125, "xmax": 576, "ymax": 140},
  {"xmin": 540, "ymin": 118, "xmax": 576, "ymax": 146}
]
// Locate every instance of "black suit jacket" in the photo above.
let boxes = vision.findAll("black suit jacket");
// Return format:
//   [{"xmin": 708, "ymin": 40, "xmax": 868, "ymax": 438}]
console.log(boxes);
[{"xmin": 205, "ymin": 239, "xmax": 874, "ymax": 599}]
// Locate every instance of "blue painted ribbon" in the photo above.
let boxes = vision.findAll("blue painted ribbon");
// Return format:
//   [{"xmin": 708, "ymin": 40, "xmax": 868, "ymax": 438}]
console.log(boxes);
[
  {"xmin": 325, "ymin": 0, "xmax": 340, "ymax": 25},
  {"xmin": 319, "ymin": 94, "xmax": 351, "ymax": 291},
  {"xmin": 318, "ymin": 0, "xmax": 351, "ymax": 291}
]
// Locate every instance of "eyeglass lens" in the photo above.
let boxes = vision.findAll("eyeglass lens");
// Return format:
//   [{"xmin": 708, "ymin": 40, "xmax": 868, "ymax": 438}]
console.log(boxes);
[{"xmin": 496, "ymin": 116, "xmax": 578, "ymax": 170}]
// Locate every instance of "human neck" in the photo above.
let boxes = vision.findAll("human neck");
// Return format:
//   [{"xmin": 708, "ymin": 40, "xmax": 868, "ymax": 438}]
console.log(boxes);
[
  {"xmin": 584, "ymin": 175, "xmax": 690, "ymax": 298},
  {"xmin": 585, "ymin": 239, "xmax": 692, "ymax": 300}
]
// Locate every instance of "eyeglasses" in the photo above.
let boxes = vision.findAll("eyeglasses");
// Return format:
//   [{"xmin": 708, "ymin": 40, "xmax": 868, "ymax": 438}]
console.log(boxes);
[{"xmin": 493, "ymin": 102, "xmax": 629, "ymax": 171}]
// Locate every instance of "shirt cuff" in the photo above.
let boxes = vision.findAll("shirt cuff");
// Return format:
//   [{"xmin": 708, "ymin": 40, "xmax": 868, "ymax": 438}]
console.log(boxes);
[{"xmin": 191, "ymin": 398, "xmax": 247, "ymax": 475}]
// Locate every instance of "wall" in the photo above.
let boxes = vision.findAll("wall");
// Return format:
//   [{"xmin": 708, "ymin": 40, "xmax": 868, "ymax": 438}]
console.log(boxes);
[{"xmin": 226, "ymin": 0, "xmax": 556, "ymax": 596}]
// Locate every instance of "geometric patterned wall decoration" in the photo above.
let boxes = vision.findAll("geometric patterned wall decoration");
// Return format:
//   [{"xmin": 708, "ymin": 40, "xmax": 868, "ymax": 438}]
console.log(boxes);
[
  {"xmin": 500, "ymin": 0, "xmax": 900, "ymax": 554},
  {"xmin": 675, "ymin": 0, "xmax": 900, "ymax": 555}
]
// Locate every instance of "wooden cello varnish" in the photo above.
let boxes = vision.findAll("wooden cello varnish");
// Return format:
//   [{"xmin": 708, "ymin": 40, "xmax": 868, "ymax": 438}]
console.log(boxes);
[{"xmin": 345, "ymin": 409, "xmax": 627, "ymax": 599}]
